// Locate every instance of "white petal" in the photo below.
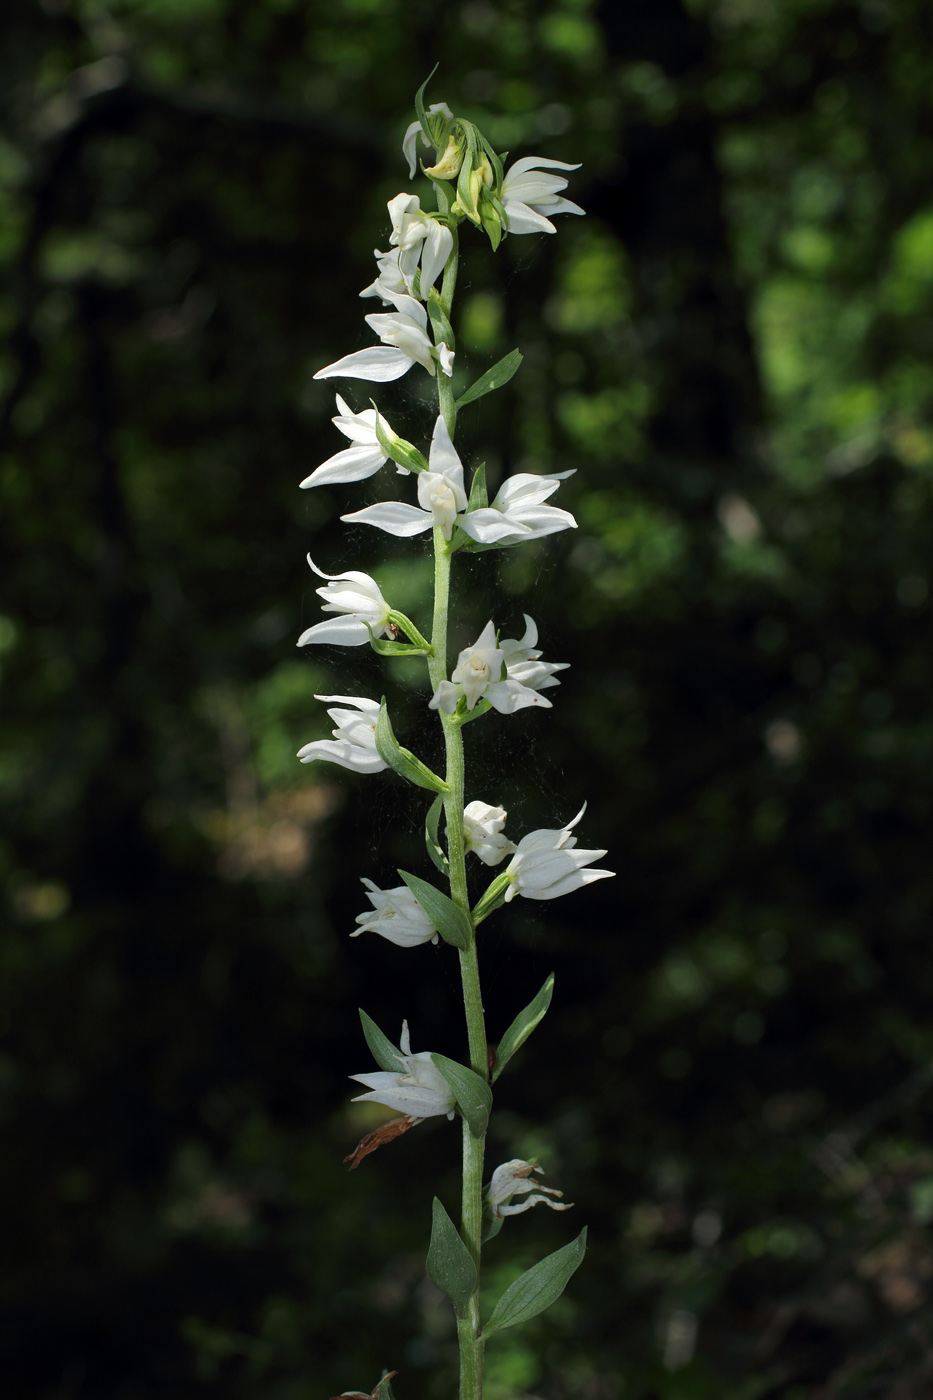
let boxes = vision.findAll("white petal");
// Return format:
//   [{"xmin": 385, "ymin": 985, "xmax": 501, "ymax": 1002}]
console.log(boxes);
[
  {"xmin": 296, "ymin": 738, "xmax": 386, "ymax": 773},
  {"xmin": 420, "ymin": 222, "xmax": 453, "ymax": 295},
  {"xmin": 428, "ymin": 681, "xmax": 462, "ymax": 713},
  {"xmin": 520, "ymin": 866, "xmax": 615, "ymax": 900},
  {"xmin": 296, "ymin": 616, "xmax": 372, "ymax": 647},
  {"xmin": 341, "ymin": 501, "xmax": 433, "ymax": 537},
  {"xmin": 485, "ymin": 679, "xmax": 553, "ymax": 713},
  {"xmin": 351, "ymin": 1085, "xmax": 451, "ymax": 1117},
  {"xmin": 300, "ymin": 443, "xmax": 385, "ymax": 488},
  {"xmin": 505, "ymin": 157, "xmax": 582, "ymax": 178},
  {"xmin": 457, "ymin": 509, "xmax": 532, "ymax": 544},
  {"xmin": 313, "ymin": 346, "xmax": 414, "ymax": 381},
  {"xmin": 503, "ymin": 202, "xmax": 558, "ymax": 236},
  {"xmin": 402, "ymin": 121, "xmax": 423, "ymax": 179},
  {"xmin": 314, "ymin": 693, "xmax": 381, "ymax": 716},
  {"xmin": 306, "ymin": 558, "xmax": 379, "ymax": 588}
]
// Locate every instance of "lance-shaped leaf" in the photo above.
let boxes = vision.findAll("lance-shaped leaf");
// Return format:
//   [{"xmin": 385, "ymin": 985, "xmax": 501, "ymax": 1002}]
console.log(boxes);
[
  {"xmin": 427, "ymin": 290, "xmax": 455, "ymax": 351},
  {"xmin": 466, "ymin": 462, "xmax": 488, "ymax": 512},
  {"xmin": 359, "ymin": 1009, "xmax": 402, "ymax": 1072},
  {"xmin": 375, "ymin": 701, "xmax": 449, "ymax": 794},
  {"xmin": 456, "ymin": 349, "xmax": 523, "ymax": 409},
  {"xmin": 430, "ymin": 1054, "xmax": 492, "ymax": 1137},
  {"xmin": 482, "ymin": 1228, "xmax": 587, "ymax": 1337},
  {"xmin": 492, "ymin": 973, "xmax": 554, "ymax": 1083},
  {"xmin": 414, "ymin": 63, "xmax": 440, "ymax": 141},
  {"xmin": 398, "ymin": 870, "xmax": 471, "ymax": 950},
  {"xmin": 426, "ymin": 1197, "xmax": 477, "ymax": 1310},
  {"xmin": 425, "ymin": 795, "xmax": 449, "ymax": 876},
  {"xmin": 472, "ymin": 870, "xmax": 511, "ymax": 924}
]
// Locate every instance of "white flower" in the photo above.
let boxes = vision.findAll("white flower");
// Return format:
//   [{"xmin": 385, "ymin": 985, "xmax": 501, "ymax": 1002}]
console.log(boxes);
[
  {"xmin": 341, "ymin": 415, "xmax": 467, "ymax": 541},
  {"xmin": 352, "ymin": 879, "xmax": 439, "ymax": 948},
  {"xmin": 387, "ymin": 193, "xmax": 453, "ymax": 298},
  {"xmin": 429, "ymin": 617, "xmax": 566, "ymax": 715},
  {"xmin": 486, "ymin": 1159, "xmax": 572, "ymax": 1218},
  {"xmin": 402, "ymin": 102, "xmax": 453, "ymax": 178},
  {"xmin": 359, "ymin": 247, "xmax": 408, "ymax": 303},
  {"xmin": 296, "ymin": 558, "xmax": 391, "ymax": 647},
  {"xmin": 430, "ymin": 617, "xmax": 563, "ymax": 715},
  {"xmin": 313, "ymin": 293, "xmax": 454, "ymax": 384},
  {"xmin": 300, "ymin": 395, "xmax": 402, "ymax": 490},
  {"xmin": 463, "ymin": 801, "xmax": 515, "ymax": 866},
  {"xmin": 500, "ymin": 156, "xmax": 585, "ymax": 235},
  {"xmin": 500, "ymin": 614, "xmax": 569, "ymax": 694},
  {"xmin": 504, "ymin": 804, "xmax": 614, "ymax": 901},
  {"xmin": 296, "ymin": 695, "xmax": 386, "ymax": 775},
  {"xmin": 458, "ymin": 469, "xmax": 577, "ymax": 546},
  {"xmin": 351, "ymin": 1020, "xmax": 457, "ymax": 1119}
]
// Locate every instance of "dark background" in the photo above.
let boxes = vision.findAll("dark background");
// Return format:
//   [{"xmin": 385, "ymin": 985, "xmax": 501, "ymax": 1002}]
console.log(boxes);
[{"xmin": 2, "ymin": 0, "xmax": 933, "ymax": 1396}]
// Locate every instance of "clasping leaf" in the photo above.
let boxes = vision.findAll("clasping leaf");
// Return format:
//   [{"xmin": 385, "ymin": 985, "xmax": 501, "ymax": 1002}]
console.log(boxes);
[
  {"xmin": 426, "ymin": 1197, "xmax": 477, "ymax": 1311},
  {"xmin": 424, "ymin": 795, "xmax": 449, "ymax": 876},
  {"xmin": 375, "ymin": 701, "xmax": 448, "ymax": 794},
  {"xmin": 430, "ymin": 1054, "xmax": 492, "ymax": 1137},
  {"xmin": 398, "ymin": 870, "xmax": 471, "ymax": 950}
]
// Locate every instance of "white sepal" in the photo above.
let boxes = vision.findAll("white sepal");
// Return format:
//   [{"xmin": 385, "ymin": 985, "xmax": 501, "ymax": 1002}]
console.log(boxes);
[
  {"xmin": 504, "ymin": 804, "xmax": 615, "ymax": 901},
  {"xmin": 352, "ymin": 878, "xmax": 439, "ymax": 948},
  {"xmin": 296, "ymin": 695, "xmax": 386, "ymax": 774},
  {"xmin": 351, "ymin": 1019, "xmax": 457, "ymax": 1119}
]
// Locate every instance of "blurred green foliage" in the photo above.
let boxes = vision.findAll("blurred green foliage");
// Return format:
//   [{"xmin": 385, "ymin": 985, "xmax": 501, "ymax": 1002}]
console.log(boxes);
[{"xmin": 2, "ymin": 0, "xmax": 933, "ymax": 1397}]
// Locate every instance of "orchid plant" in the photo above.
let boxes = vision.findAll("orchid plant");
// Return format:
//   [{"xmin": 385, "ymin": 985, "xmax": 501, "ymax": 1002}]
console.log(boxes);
[{"xmin": 301, "ymin": 79, "xmax": 614, "ymax": 1400}]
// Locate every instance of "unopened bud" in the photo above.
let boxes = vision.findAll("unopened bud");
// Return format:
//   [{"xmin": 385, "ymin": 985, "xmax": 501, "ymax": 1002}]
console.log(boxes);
[{"xmin": 424, "ymin": 134, "xmax": 466, "ymax": 181}]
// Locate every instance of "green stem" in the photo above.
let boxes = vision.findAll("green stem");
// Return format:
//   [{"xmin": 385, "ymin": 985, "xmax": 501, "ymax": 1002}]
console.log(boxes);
[{"xmin": 428, "ymin": 226, "xmax": 486, "ymax": 1400}]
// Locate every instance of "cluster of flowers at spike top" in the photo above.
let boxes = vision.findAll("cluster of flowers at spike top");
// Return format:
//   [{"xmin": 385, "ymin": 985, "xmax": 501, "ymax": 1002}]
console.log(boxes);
[
  {"xmin": 485, "ymin": 1158, "xmax": 573, "ymax": 1219},
  {"xmin": 352, "ymin": 1021, "xmax": 456, "ymax": 1120}
]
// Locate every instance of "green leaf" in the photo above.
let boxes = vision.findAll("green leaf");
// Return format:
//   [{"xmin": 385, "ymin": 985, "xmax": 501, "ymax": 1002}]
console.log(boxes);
[
  {"xmin": 426, "ymin": 1197, "xmax": 477, "ymax": 1310},
  {"xmin": 425, "ymin": 795, "xmax": 449, "ymax": 876},
  {"xmin": 466, "ymin": 461, "xmax": 488, "ymax": 512},
  {"xmin": 375, "ymin": 701, "xmax": 448, "ymax": 794},
  {"xmin": 359, "ymin": 1009, "xmax": 401, "ymax": 1073},
  {"xmin": 427, "ymin": 289, "xmax": 455, "ymax": 350},
  {"xmin": 482, "ymin": 1228, "xmax": 587, "ymax": 1337},
  {"xmin": 456, "ymin": 349, "xmax": 523, "ymax": 409},
  {"xmin": 455, "ymin": 696, "xmax": 493, "ymax": 726},
  {"xmin": 386, "ymin": 608, "xmax": 432, "ymax": 651},
  {"xmin": 366, "ymin": 632, "xmax": 430, "ymax": 658},
  {"xmin": 374, "ymin": 1374, "xmax": 397, "ymax": 1400},
  {"xmin": 372, "ymin": 408, "xmax": 429, "ymax": 474},
  {"xmin": 430, "ymin": 1054, "xmax": 492, "ymax": 1137},
  {"xmin": 492, "ymin": 973, "xmax": 555, "ymax": 1082},
  {"xmin": 472, "ymin": 870, "xmax": 511, "ymax": 924},
  {"xmin": 414, "ymin": 63, "xmax": 440, "ymax": 139},
  {"xmin": 398, "ymin": 870, "xmax": 471, "ymax": 949}
]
